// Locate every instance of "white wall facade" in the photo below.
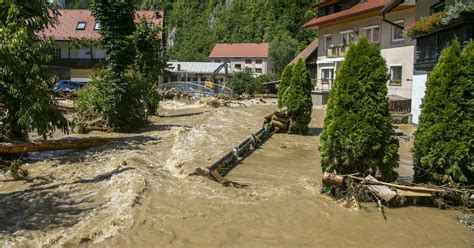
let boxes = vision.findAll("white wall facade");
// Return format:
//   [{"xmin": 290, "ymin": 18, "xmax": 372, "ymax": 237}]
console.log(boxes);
[
  {"xmin": 315, "ymin": 8, "xmax": 416, "ymax": 98},
  {"xmin": 210, "ymin": 57, "xmax": 271, "ymax": 76},
  {"xmin": 411, "ymin": 71, "xmax": 428, "ymax": 124}
]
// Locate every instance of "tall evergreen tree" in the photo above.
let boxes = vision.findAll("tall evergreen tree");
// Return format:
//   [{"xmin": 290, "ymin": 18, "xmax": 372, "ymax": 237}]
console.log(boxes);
[
  {"xmin": 0, "ymin": 0, "xmax": 67, "ymax": 140},
  {"xmin": 413, "ymin": 40, "xmax": 474, "ymax": 185},
  {"xmin": 319, "ymin": 37, "xmax": 399, "ymax": 181},
  {"xmin": 281, "ymin": 59, "xmax": 313, "ymax": 134},
  {"xmin": 277, "ymin": 64, "xmax": 293, "ymax": 108}
]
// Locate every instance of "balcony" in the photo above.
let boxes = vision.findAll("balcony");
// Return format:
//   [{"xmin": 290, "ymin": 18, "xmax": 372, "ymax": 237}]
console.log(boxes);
[
  {"xmin": 415, "ymin": 11, "xmax": 474, "ymax": 71},
  {"xmin": 314, "ymin": 79, "xmax": 333, "ymax": 92},
  {"xmin": 326, "ymin": 45, "xmax": 348, "ymax": 58},
  {"xmin": 47, "ymin": 58, "xmax": 106, "ymax": 69}
]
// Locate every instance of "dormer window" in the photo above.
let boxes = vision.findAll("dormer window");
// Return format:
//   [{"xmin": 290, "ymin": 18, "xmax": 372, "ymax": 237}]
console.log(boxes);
[
  {"xmin": 76, "ymin": 22, "xmax": 86, "ymax": 30},
  {"xmin": 94, "ymin": 22, "xmax": 100, "ymax": 30}
]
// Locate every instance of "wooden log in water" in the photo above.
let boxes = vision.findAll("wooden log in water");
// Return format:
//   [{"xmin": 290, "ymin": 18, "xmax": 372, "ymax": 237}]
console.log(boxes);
[
  {"xmin": 271, "ymin": 115, "xmax": 289, "ymax": 124},
  {"xmin": 322, "ymin": 172, "xmax": 345, "ymax": 188},
  {"xmin": 0, "ymin": 138, "xmax": 115, "ymax": 154},
  {"xmin": 271, "ymin": 120, "xmax": 287, "ymax": 130}
]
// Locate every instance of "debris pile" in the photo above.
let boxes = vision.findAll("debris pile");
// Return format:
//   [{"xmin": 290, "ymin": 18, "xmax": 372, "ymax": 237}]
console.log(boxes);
[
  {"xmin": 263, "ymin": 108, "xmax": 290, "ymax": 133},
  {"xmin": 322, "ymin": 172, "xmax": 474, "ymax": 210}
]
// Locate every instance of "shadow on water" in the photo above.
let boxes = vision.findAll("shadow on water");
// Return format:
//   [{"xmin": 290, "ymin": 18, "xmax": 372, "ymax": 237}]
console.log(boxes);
[{"xmin": 0, "ymin": 167, "xmax": 132, "ymax": 234}]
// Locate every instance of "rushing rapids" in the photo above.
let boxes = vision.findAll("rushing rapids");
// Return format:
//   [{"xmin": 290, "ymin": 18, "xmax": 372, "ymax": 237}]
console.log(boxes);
[{"xmin": 0, "ymin": 100, "xmax": 472, "ymax": 247}]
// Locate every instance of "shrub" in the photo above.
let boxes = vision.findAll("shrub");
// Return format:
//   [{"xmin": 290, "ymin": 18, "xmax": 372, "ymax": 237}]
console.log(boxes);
[
  {"xmin": 228, "ymin": 70, "xmax": 262, "ymax": 95},
  {"xmin": 413, "ymin": 40, "xmax": 474, "ymax": 185},
  {"xmin": 280, "ymin": 59, "xmax": 313, "ymax": 134},
  {"xmin": 319, "ymin": 37, "xmax": 399, "ymax": 182}
]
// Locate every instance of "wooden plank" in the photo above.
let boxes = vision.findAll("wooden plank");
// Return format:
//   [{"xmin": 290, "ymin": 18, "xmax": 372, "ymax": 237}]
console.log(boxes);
[
  {"xmin": 396, "ymin": 189, "xmax": 433, "ymax": 197},
  {"xmin": 365, "ymin": 175, "xmax": 397, "ymax": 202},
  {"xmin": 0, "ymin": 138, "xmax": 115, "ymax": 154},
  {"xmin": 348, "ymin": 175, "xmax": 445, "ymax": 193},
  {"xmin": 210, "ymin": 170, "xmax": 226, "ymax": 184}
]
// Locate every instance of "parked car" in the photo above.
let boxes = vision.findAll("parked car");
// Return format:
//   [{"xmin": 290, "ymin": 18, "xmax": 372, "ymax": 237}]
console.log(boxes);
[{"xmin": 52, "ymin": 80, "xmax": 87, "ymax": 92}]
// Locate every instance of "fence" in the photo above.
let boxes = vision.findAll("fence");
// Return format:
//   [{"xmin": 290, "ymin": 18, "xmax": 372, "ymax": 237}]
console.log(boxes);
[{"xmin": 158, "ymin": 81, "xmax": 233, "ymax": 98}]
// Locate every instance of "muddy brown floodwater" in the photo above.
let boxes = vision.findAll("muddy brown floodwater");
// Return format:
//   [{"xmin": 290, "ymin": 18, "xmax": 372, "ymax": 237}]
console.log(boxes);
[{"xmin": 0, "ymin": 100, "xmax": 472, "ymax": 247}]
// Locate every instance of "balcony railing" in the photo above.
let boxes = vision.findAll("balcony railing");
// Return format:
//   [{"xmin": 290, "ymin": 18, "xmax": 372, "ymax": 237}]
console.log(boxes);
[
  {"xmin": 314, "ymin": 79, "xmax": 333, "ymax": 92},
  {"xmin": 326, "ymin": 45, "xmax": 349, "ymax": 58},
  {"xmin": 47, "ymin": 58, "xmax": 106, "ymax": 69},
  {"xmin": 415, "ymin": 11, "xmax": 474, "ymax": 71}
]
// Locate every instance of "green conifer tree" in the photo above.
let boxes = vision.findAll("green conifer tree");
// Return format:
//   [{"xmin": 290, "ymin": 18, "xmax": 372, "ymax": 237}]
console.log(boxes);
[
  {"xmin": 319, "ymin": 37, "xmax": 399, "ymax": 181},
  {"xmin": 281, "ymin": 59, "xmax": 313, "ymax": 134},
  {"xmin": 277, "ymin": 64, "xmax": 293, "ymax": 108},
  {"xmin": 413, "ymin": 40, "xmax": 474, "ymax": 185}
]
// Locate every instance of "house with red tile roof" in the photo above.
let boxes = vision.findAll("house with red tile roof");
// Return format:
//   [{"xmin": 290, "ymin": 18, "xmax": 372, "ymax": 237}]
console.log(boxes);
[
  {"xmin": 209, "ymin": 43, "xmax": 272, "ymax": 76},
  {"xmin": 303, "ymin": 0, "xmax": 416, "ymax": 107},
  {"xmin": 40, "ymin": 9, "xmax": 164, "ymax": 70}
]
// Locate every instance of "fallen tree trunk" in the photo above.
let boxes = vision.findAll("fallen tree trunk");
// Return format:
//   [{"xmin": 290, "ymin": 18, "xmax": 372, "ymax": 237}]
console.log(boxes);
[{"xmin": 0, "ymin": 137, "xmax": 115, "ymax": 154}]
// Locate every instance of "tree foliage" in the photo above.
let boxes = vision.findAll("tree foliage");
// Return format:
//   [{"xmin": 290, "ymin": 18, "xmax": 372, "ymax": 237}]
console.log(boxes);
[
  {"xmin": 280, "ymin": 59, "xmax": 313, "ymax": 134},
  {"xmin": 319, "ymin": 37, "xmax": 399, "ymax": 182},
  {"xmin": 269, "ymin": 32, "xmax": 299, "ymax": 75},
  {"xmin": 227, "ymin": 70, "xmax": 263, "ymax": 96},
  {"xmin": 0, "ymin": 0, "xmax": 67, "ymax": 140},
  {"xmin": 77, "ymin": 0, "xmax": 165, "ymax": 131},
  {"xmin": 413, "ymin": 40, "xmax": 474, "ymax": 185},
  {"xmin": 277, "ymin": 64, "xmax": 293, "ymax": 108}
]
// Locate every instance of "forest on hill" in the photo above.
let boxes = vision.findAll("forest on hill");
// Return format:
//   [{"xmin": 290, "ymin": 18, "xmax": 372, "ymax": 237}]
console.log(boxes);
[{"xmin": 62, "ymin": 0, "xmax": 317, "ymax": 73}]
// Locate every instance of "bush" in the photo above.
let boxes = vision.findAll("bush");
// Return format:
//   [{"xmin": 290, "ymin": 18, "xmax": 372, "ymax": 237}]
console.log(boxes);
[
  {"xmin": 280, "ymin": 59, "xmax": 313, "ymax": 134},
  {"xmin": 319, "ymin": 37, "xmax": 399, "ymax": 182},
  {"xmin": 413, "ymin": 40, "xmax": 474, "ymax": 185},
  {"xmin": 228, "ymin": 70, "xmax": 263, "ymax": 95}
]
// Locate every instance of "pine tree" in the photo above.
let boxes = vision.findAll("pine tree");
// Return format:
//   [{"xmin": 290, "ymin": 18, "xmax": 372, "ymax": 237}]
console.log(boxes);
[
  {"xmin": 281, "ymin": 59, "xmax": 313, "ymax": 134},
  {"xmin": 413, "ymin": 40, "xmax": 474, "ymax": 185},
  {"xmin": 277, "ymin": 64, "xmax": 293, "ymax": 108},
  {"xmin": 319, "ymin": 37, "xmax": 399, "ymax": 181}
]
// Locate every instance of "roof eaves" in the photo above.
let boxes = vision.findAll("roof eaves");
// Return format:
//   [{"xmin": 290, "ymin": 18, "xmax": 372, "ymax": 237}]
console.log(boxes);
[{"xmin": 304, "ymin": 6, "xmax": 385, "ymax": 29}]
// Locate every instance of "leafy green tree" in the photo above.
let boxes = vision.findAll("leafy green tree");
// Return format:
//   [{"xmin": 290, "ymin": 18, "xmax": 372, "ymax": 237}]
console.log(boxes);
[
  {"xmin": 228, "ymin": 69, "xmax": 262, "ymax": 95},
  {"xmin": 132, "ymin": 18, "xmax": 166, "ymax": 116},
  {"xmin": 277, "ymin": 64, "xmax": 293, "ymax": 108},
  {"xmin": 413, "ymin": 40, "xmax": 474, "ymax": 185},
  {"xmin": 0, "ymin": 0, "xmax": 67, "ymax": 140},
  {"xmin": 281, "ymin": 59, "xmax": 313, "ymax": 134},
  {"xmin": 319, "ymin": 37, "xmax": 399, "ymax": 181},
  {"xmin": 269, "ymin": 31, "xmax": 299, "ymax": 75}
]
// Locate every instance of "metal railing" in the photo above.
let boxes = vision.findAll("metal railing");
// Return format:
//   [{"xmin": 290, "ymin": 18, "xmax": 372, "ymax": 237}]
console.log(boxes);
[
  {"xmin": 314, "ymin": 79, "xmax": 333, "ymax": 92},
  {"xmin": 326, "ymin": 45, "xmax": 349, "ymax": 58},
  {"xmin": 47, "ymin": 58, "xmax": 106, "ymax": 69},
  {"xmin": 158, "ymin": 81, "xmax": 233, "ymax": 98}
]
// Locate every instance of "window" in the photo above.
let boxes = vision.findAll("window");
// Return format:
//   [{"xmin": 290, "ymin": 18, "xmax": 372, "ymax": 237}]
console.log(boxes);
[
  {"xmin": 431, "ymin": 0, "xmax": 445, "ymax": 14},
  {"xmin": 50, "ymin": 48, "xmax": 61, "ymax": 59},
  {"xmin": 94, "ymin": 22, "xmax": 100, "ymax": 30},
  {"xmin": 245, "ymin": 59, "xmax": 252, "ymax": 64},
  {"xmin": 340, "ymin": 30, "xmax": 355, "ymax": 46},
  {"xmin": 255, "ymin": 68, "xmax": 262, "ymax": 74},
  {"xmin": 76, "ymin": 22, "xmax": 86, "ymax": 30},
  {"xmin": 392, "ymin": 20, "xmax": 405, "ymax": 42},
  {"xmin": 215, "ymin": 59, "xmax": 221, "ymax": 63},
  {"xmin": 235, "ymin": 64, "xmax": 242, "ymax": 70},
  {"xmin": 256, "ymin": 59, "xmax": 262, "ymax": 64},
  {"xmin": 363, "ymin": 25, "xmax": 379, "ymax": 43},
  {"xmin": 325, "ymin": 35, "xmax": 332, "ymax": 56},
  {"xmin": 390, "ymin": 66, "xmax": 402, "ymax": 85}
]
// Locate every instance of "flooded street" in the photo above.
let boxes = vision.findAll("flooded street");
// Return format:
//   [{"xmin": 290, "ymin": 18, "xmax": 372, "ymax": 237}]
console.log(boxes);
[{"xmin": 0, "ymin": 101, "xmax": 472, "ymax": 247}]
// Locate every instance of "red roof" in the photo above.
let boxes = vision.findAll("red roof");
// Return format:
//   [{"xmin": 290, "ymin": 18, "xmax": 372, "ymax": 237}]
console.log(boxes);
[
  {"xmin": 209, "ymin": 43, "xmax": 270, "ymax": 58},
  {"xmin": 303, "ymin": 0, "xmax": 391, "ymax": 29},
  {"xmin": 39, "ymin": 9, "xmax": 164, "ymax": 41}
]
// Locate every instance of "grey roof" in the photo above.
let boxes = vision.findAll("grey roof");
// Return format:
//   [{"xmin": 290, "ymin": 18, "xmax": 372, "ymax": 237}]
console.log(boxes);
[{"xmin": 166, "ymin": 62, "xmax": 226, "ymax": 74}]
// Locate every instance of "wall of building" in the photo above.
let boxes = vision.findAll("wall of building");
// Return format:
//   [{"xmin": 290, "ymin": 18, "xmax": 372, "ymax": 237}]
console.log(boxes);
[
  {"xmin": 415, "ymin": 0, "xmax": 465, "ymax": 20},
  {"xmin": 411, "ymin": 70, "xmax": 428, "ymax": 124},
  {"xmin": 54, "ymin": 41, "xmax": 105, "ymax": 60},
  {"xmin": 210, "ymin": 57, "xmax": 270, "ymax": 75},
  {"xmin": 381, "ymin": 45, "xmax": 414, "ymax": 99}
]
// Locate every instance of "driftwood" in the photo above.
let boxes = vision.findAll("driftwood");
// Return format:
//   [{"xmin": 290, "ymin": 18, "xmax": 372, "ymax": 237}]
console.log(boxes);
[
  {"xmin": 0, "ymin": 137, "xmax": 115, "ymax": 154},
  {"xmin": 323, "ymin": 172, "xmax": 344, "ymax": 188}
]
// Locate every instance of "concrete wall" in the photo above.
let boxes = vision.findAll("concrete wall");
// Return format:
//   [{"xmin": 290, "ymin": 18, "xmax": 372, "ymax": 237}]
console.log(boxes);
[
  {"xmin": 411, "ymin": 70, "xmax": 428, "ymax": 124},
  {"xmin": 381, "ymin": 45, "xmax": 414, "ymax": 99},
  {"xmin": 415, "ymin": 0, "xmax": 466, "ymax": 20},
  {"xmin": 210, "ymin": 57, "xmax": 271, "ymax": 76}
]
